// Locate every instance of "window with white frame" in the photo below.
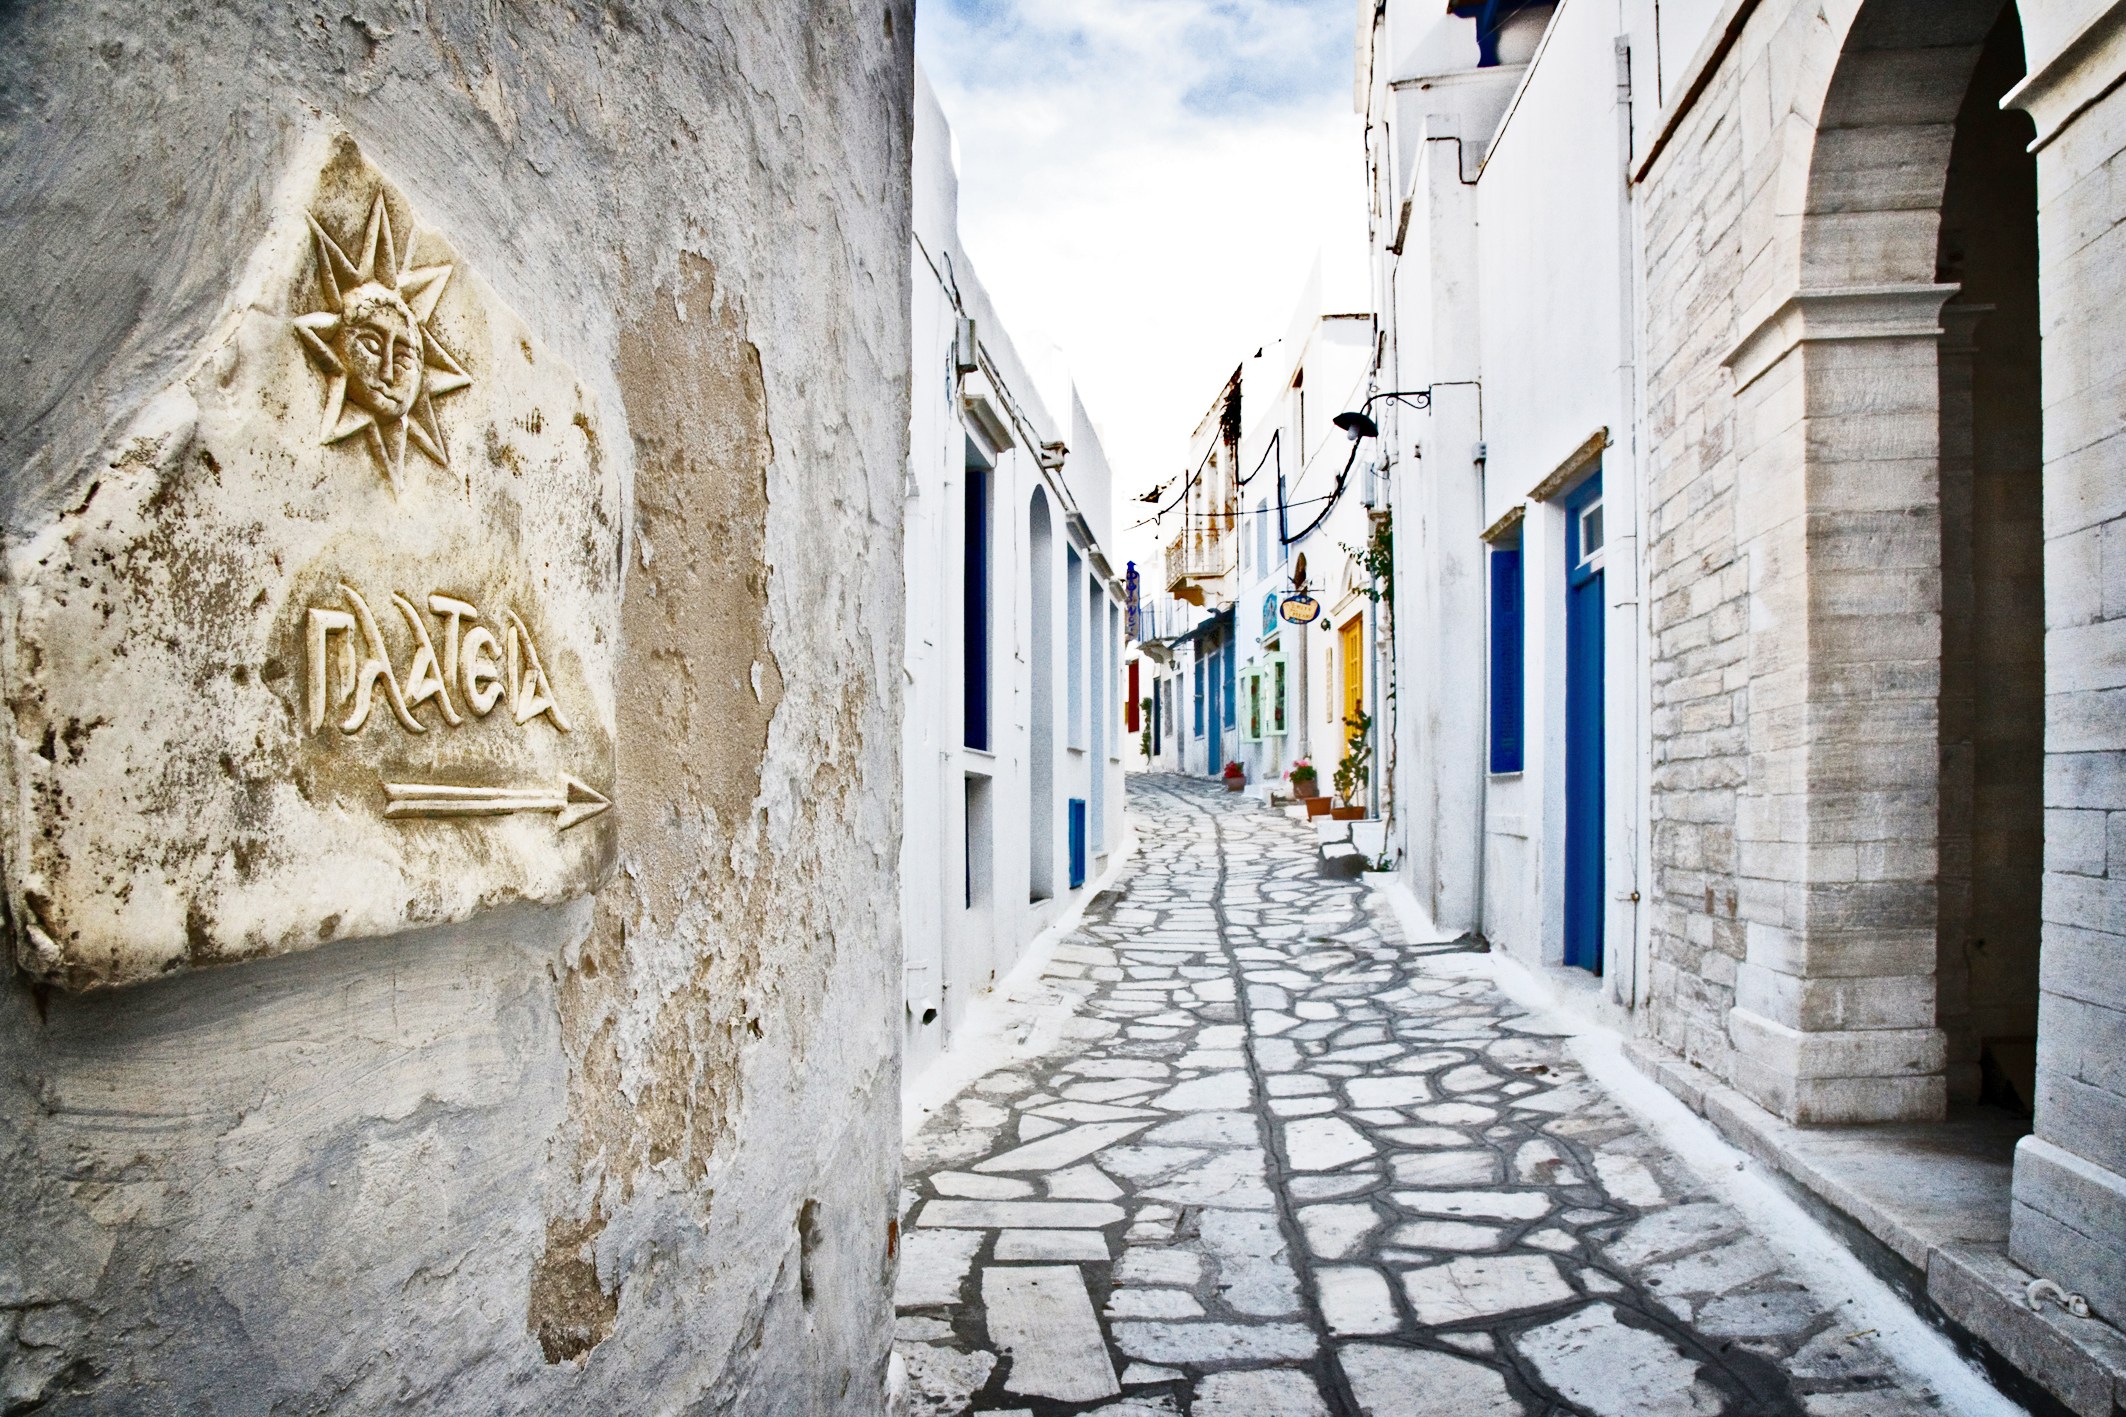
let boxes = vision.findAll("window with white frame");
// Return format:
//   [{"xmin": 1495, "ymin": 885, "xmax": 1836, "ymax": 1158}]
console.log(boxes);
[{"xmin": 1577, "ymin": 499, "xmax": 1605, "ymax": 569}]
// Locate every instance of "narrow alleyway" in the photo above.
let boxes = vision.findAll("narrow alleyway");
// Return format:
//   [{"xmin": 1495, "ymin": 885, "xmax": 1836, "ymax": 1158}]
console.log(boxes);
[{"xmin": 897, "ymin": 776, "xmax": 1970, "ymax": 1416}]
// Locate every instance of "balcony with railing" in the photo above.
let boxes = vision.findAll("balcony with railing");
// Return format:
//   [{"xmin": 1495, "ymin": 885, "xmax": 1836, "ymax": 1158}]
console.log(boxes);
[{"xmin": 1165, "ymin": 521, "xmax": 1233, "ymax": 607}]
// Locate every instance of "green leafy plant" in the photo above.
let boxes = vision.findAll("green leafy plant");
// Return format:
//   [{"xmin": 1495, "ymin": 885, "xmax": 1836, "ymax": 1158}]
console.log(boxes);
[
  {"xmin": 1334, "ymin": 710, "xmax": 1373, "ymax": 806},
  {"xmin": 1139, "ymin": 698, "xmax": 1153, "ymax": 759},
  {"xmin": 1342, "ymin": 511, "xmax": 1393, "ymax": 605}
]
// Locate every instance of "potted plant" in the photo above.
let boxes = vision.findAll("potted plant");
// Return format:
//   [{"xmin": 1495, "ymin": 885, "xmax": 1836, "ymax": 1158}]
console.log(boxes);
[
  {"xmin": 1222, "ymin": 760, "xmax": 1246, "ymax": 793},
  {"xmin": 1292, "ymin": 758, "xmax": 1334, "ymax": 817},
  {"xmin": 1332, "ymin": 712, "xmax": 1371, "ymax": 820}
]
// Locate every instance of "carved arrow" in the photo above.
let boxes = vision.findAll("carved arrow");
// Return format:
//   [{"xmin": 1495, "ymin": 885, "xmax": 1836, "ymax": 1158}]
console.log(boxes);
[{"xmin": 382, "ymin": 774, "xmax": 612, "ymax": 830}]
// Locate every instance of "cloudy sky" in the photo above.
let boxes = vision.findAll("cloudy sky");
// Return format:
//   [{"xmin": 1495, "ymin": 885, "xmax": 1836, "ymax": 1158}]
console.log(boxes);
[{"xmin": 918, "ymin": 0, "xmax": 1366, "ymax": 499}]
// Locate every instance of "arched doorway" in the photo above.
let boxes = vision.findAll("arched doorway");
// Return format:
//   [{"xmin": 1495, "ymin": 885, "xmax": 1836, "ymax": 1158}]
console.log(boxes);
[
  {"xmin": 1720, "ymin": 0, "xmax": 2038, "ymax": 1127},
  {"xmin": 1647, "ymin": 0, "xmax": 2126, "ymax": 1350},
  {"xmin": 1781, "ymin": 0, "xmax": 2044, "ymax": 1122},
  {"xmin": 1933, "ymin": 3, "xmax": 2043, "ymax": 1120},
  {"xmin": 1775, "ymin": 0, "xmax": 2126, "ymax": 1338}
]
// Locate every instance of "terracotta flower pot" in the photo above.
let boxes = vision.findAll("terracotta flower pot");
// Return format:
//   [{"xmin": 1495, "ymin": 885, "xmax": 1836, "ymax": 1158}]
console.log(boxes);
[
  {"xmin": 1291, "ymin": 776, "xmax": 1321, "ymax": 798},
  {"xmin": 1331, "ymin": 805, "xmax": 1365, "ymax": 821},
  {"xmin": 1304, "ymin": 797, "xmax": 1335, "ymax": 818}
]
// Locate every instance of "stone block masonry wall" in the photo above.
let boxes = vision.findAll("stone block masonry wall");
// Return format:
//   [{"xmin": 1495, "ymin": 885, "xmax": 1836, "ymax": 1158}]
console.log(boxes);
[
  {"xmin": 1633, "ymin": 0, "xmax": 2126, "ymax": 1320},
  {"xmin": 1635, "ymin": 5, "xmax": 1756, "ymax": 1097},
  {"xmin": 0, "ymin": 2, "xmax": 912, "ymax": 1410},
  {"xmin": 2010, "ymin": 5, "xmax": 2126, "ymax": 1326},
  {"xmin": 1635, "ymin": 0, "xmax": 2021, "ymax": 1127}
]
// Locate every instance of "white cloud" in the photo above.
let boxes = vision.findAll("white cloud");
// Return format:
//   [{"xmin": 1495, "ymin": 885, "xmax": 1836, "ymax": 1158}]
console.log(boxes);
[{"xmin": 919, "ymin": 0, "xmax": 1366, "ymax": 496}]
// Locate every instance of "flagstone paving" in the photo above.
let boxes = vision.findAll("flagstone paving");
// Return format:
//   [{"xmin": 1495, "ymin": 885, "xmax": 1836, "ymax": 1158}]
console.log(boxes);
[{"xmin": 897, "ymin": 775, "xmax": 1965, "ymax": 1416}]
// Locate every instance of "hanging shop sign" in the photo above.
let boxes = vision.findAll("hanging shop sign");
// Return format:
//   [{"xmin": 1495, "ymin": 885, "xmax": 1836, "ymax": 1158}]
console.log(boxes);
[
  {"xmin": 1124, "ymin": 560, "xmax": 1142, "ymax": 640},
  {"xmin": 1278, "ymin": 593, "xmax": 1322, "ymax": 626}
]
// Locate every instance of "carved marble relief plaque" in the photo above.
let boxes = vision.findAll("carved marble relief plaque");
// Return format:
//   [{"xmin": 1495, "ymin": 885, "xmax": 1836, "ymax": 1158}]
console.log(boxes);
[{"xmin": 2, "ymin": 133, "xmax": 621, "ymax": 988}]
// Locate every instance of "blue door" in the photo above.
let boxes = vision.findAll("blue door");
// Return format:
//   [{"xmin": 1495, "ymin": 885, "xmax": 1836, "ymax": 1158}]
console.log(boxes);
[
  {"xmin": 1564, "ymin": 473, "xmax": 1606, "ymax": 974},
  {"xmin": 1207, "ymin": 645, "xmax": 1225, "ymax": 774}
]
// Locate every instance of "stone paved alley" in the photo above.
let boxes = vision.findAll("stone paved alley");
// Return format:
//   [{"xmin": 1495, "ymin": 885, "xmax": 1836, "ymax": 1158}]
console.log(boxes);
[{"xmin": 896, "ymin": 777, "xmax": 1977, "ymax": 1416}]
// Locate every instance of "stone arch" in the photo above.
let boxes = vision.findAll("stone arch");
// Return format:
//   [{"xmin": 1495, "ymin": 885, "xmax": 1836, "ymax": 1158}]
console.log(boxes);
[
  {"xmin": 1723, "ymin": 0, "xmax": 2033, "ymax": 1125},
  {"xmin": 1799, "ymin": 0, "xmax": 2007, "ymax": 288}
]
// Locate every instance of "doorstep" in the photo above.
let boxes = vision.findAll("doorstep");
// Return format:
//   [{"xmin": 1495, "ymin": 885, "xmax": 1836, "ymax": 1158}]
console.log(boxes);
[{"xmin": 1625, "ymin": 1038, "xmax": 2126, "ymax": 1416}]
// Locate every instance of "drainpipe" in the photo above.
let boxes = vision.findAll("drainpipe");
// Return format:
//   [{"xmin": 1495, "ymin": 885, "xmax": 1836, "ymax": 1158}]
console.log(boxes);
[{"xmin": 1617, "ymin": 32, "xmax": 1646, "ymax": 1011}]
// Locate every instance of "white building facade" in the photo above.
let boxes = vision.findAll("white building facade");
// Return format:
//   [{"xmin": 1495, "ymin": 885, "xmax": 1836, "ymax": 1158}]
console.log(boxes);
[
  {"xmin": 904, "ymin": 72, "xmax": 1129, "ymax": 1083},
  {"xmin": 1367, "ymin": 0, "xmax": 2126, "ymax": 1404},
  {"xmin": 1227, "ymin": 272, "xmax": 1383, "ymax": 820},
  {"xmin": 1125, "ymin": 264, "xmax": 1386, "ymax": 824},
  {"xmin": 1366, "ymin": 0, "xmax": 1641, "ymax": 1004},
  {"xmin": 1123, "ymin": 369, "xmax": 1240, "ymax": 782}
]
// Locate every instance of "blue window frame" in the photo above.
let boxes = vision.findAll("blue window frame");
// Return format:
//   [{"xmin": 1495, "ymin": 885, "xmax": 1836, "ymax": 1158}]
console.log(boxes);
[
  {"xmin": 1068, "ymin": 799, "xmax": 1088, "ymax": 889},
  {"xmin": 1222, "ymin": 638, "xmax": 1236, "ymax": 730},
  {"xmin": 1489, "ymin": 544, "xmax": 1525, "ymax": 773},
  {"xmin": 963, "ymin": 450, "xmax": 990, "ymax": 751},
  {"xmin": 1193, "ymin": 655, "xmax": 1205, "ymax": 737}
]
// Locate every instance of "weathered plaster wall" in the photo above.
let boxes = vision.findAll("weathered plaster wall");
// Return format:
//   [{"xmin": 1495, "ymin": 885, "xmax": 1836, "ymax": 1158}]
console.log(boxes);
[{"xmin": 0, "ymin": 2, "xmax": 911, "ymax": 1410}]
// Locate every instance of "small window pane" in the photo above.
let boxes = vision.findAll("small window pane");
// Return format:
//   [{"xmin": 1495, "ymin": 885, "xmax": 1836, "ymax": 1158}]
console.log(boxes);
[{"xmin": 1579, "ymin": 502, "xmax": 1604, "ymax": 562}]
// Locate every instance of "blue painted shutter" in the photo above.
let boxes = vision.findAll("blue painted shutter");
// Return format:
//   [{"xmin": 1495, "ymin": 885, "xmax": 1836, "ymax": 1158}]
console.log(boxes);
[
  {"xmin": 1489, "ymin": 547, "xmax": 1525, "ymax": 773},
  {"xmin": 1068, "ymin": 800, "xmax": 1088, "ymax": 888},
  {"xmin": 1222, "ymin": 641, "xmax": 1236, "ymax": 730},
  {"xmin": 963, "ymin": 467, "xmax": 989, "ymax": 750}
]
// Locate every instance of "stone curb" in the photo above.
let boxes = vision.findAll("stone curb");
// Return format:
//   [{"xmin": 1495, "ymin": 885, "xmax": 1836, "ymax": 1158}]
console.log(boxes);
[{"xmin": 1622, "ymin": 1038, "xmax": 2126, "ymax": 1417}]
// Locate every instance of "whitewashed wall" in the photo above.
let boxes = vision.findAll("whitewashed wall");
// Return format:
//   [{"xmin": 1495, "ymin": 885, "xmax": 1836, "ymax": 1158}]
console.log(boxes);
[
  {"xmin": 1473, "ymin": 0, "xmax": 1649, "ymax": 1006},
  {"xmin": 904, "ymin": 72, "xmax": 1128, "ymax": 1085}
]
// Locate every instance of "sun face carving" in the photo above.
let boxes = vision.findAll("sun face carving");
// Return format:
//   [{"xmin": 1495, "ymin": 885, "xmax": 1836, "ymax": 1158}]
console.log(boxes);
[{"xmin": 293, "ymin": 192, "xmax": 471, "ymax": 497}]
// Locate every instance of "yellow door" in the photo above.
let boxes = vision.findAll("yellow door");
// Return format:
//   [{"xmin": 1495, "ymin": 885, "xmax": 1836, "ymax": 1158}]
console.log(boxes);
[{"xmin": 1339, "ymin": 614, "xmax": 1364, "ymax": 752}]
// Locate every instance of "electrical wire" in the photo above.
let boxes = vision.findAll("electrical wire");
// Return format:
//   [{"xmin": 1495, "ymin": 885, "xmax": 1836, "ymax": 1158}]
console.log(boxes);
[
  {"xmin": 1237, "ymin": 428, "xmax": 1279, "ymax": 489},
  {"xmin": 1142, "ymin": 438, "xmax": 1219, "ymax": 524},
  {"xmin": 1120, "ymin": 489, "xmax": 1337, "ymax": 535},
  {"xmin": 1280, "ymin": 439, "xmax": 1361, "ymax": 546}
]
